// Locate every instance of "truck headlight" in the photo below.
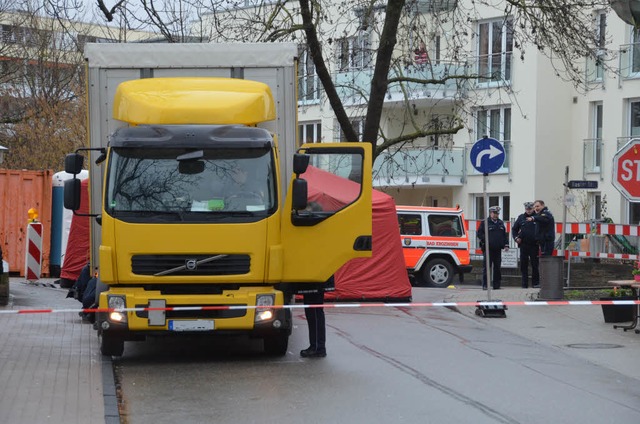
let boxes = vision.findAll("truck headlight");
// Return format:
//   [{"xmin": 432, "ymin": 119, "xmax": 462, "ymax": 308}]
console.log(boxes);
[
  {"xmin": 108, "ymin": 295, "xmax": 127, "ymax": 323},
  {"xmin": 255, "ymin": 294, "xmax": 275, "ymax": 322}
]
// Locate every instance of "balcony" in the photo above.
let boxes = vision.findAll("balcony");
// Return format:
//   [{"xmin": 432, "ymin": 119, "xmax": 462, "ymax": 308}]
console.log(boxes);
[
  {"xmin": 372, "ymin": 146, "xmax": 466, "ymax": 188},
  {"xmin": 334, "ymin": 60, "xmax": 470, "ymax": 107},
  {"xmin": 415, "ymin": 0, "xmax": 458, "ymax": 13},
  {"xmin": 583, "ymin": 138, "xmax": 603, "ymax": 180}
]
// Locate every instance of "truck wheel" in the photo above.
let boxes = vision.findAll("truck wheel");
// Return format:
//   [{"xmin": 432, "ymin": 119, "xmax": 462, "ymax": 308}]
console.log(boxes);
[
  {"xmin": 422, "ymin": 259, "xmax": 454, "ymax": 288},
  {"xmin": 263, "ymin": 334, "xmax": 289, "ymax": 356},
  {"xmin": 101, "ymin": 333, "xmax": 124, "ymax": 357}
]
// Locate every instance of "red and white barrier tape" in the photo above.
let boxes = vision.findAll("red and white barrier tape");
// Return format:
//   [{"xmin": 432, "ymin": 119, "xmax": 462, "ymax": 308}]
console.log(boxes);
[
  {"xmin": 1, "ymin": 300, "xmax": 639, "ymax": 315},
  {"xmin": 468, "ymin": 220, "xmax": 640, "ymax": 237},
  {"xmin": 471, "ymin": 248, "xmax": 639, "ymax": 260}
]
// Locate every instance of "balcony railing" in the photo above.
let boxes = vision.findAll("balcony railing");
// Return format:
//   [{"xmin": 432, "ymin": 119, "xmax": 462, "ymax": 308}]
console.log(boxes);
[
  {"xmin": 415, "ymin": 0, "xmax": 458, "ymax": 13},
  {"xmin": 373, "ymin": 146, "xmax": 466, "ymax": 187},
  {"xmin": 334, "ymin": 60, "xmax": 470, "ymax": 106},
  {"xmin": 583, "ymin": 138, "xmax": 603, "ymax": 180},
  {"xmin": 618, "ymin": 136, "xmax": 640, "ymax": 150}
]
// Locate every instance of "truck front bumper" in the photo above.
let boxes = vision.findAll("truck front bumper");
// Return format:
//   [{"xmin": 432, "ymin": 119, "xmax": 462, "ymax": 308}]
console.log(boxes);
[{"xmin": 96, "ymin": 286, "xmax": 292, "ymax": 339}]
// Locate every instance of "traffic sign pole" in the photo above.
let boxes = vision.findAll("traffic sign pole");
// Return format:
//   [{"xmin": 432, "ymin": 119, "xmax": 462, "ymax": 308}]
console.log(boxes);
[
  {"xmin": 561, "ymin": 166, "xmax": 568, "ymax": 271},
  {"xmin": 470, "ymin": 136, "xmax": 506, "ymax": 314},
  {"xmin": 483, "ymin": 174, "xmax": 492, "ymax": 301}
]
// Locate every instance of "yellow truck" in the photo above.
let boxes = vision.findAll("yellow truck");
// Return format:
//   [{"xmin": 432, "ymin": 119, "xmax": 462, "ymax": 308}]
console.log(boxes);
[{"xmin": 64, "ymin": 43, "xmax": 372, "ymax": 356}]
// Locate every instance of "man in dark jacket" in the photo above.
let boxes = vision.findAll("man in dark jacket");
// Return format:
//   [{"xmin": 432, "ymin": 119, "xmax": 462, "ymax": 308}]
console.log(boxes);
[
  {"xmin": 477, "ymin": 206, "xmax": 509, "ymax": 290},
  {"xmin": 529, "ymin": 200, "xmax": 556, "ymax": 256},
  {"xmin": 512, "ymin": 202, "xmax": 539, "ymax": 288}
]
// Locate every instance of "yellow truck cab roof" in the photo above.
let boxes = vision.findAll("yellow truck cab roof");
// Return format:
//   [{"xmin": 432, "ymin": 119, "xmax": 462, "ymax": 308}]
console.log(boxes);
[{"xmin": 113, "ymin": 77, "xmax": 275, "ymax": 125}]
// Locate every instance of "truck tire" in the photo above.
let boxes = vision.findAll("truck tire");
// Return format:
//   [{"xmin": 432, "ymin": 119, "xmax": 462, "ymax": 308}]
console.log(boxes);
[
  {"xmin": 101, "ymin": 333, "xmax": 125, "ymax": 357},
  {"xmin": 422, "ymin": 258, "xmax": 454, "ymax": 288},
  {"xmin": 263, "ymin": 333, "xmax": 288, "ymax": 356}
]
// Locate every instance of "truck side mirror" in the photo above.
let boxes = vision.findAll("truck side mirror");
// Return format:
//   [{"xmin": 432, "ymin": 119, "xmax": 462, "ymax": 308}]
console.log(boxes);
[
  {"xmin": 293, "ymin": 153, "xmax": 309, "ymax": 175},
  {"xmin": 65, "ymin": 153, "xmax": 84, "ymax": 174},
  {"xmin": 64, "ymin": 178, "xmax": 81, "ymax": 211},
  {"xmin": 291, "ymin": 178, "xmax": 308, "ymax": 211}
]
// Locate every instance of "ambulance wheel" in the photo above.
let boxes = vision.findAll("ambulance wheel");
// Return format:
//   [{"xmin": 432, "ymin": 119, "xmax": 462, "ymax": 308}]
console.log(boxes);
[
  {"xmin": 422, "ymin": 259, "xmax": 453, "ymax": 288},
  {"xmin": 101, "ymin": 333, "xmax": 124, "ymax": 357}
]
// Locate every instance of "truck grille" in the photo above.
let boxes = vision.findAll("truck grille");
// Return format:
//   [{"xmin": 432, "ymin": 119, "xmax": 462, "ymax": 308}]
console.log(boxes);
[{"xmin": 132, "ymin": 254, "xmax": 250, "ymax": 276}]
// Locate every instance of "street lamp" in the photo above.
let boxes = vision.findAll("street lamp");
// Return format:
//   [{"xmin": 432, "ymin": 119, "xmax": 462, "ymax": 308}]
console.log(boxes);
[
  {"xmin": 0, "ymin": 145, "xmax": 7, "ymax": 165},
  {"xmin": 611, "ymin": 0, "xmax": 640, "ymax": 28}
]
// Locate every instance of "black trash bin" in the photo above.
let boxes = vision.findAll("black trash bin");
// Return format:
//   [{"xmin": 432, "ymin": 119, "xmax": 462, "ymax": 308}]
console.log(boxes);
[{"xmin": 539, "ymin": 256, "xmax": 563, "ymax": 300}]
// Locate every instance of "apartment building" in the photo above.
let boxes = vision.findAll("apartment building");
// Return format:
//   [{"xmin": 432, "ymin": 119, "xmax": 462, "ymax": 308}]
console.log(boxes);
[{"xmin": 209, "ymin": 2, "xmax": 640, "ymax": 224}]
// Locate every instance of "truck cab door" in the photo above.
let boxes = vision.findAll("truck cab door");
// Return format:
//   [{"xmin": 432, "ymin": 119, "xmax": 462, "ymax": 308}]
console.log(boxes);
[{"xmin": 281, "ymin": 142, "xmax": 372, "ymax": 282}]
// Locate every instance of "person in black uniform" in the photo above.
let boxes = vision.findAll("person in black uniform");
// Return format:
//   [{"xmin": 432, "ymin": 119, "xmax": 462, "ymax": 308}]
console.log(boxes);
[
  {"xmin": 299, "ymin": 201, "xmax": 327, "ymax": 358},
  {"xmin": 512, "ymin": 202, "xmax": 540, "ymax": 288},
  {"xmin": 477, "ymin": 206, "xmax": 509, "ymax": 290},
  {"xmin": 300, "ymin": 277, "xmax": 330, "ymax": 358},
  {"xmin": 529, "ymin": 200, "xmax": 556, "ymax": 256}
]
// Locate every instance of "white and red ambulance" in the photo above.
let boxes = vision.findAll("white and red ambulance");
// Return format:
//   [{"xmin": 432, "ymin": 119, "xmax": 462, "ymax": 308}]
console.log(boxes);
[{"xmin": 397, "ymin": 206, "xmax": 472, "ymax": 287}]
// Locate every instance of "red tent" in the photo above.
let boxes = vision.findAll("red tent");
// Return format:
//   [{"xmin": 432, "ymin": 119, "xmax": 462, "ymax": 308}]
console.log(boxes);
[
  {"xmin": 305, "ymin": 166, "xmax": 412, "ymax": 302},
  {"xmin": 60, "ymin": 179, "xmax": 90, "ymax": 287}
]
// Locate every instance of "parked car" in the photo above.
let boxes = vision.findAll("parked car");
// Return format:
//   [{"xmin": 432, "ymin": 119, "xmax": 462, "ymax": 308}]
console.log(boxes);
[{"xmin": 397, "ymin": 206, "xmax": 473, "ymax": 287}]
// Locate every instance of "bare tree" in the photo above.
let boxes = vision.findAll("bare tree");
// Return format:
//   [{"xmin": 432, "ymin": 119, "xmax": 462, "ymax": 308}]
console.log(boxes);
[
  {"xmin": 86, "ymin": 1, "xmax": 611, "ymax": 161},
  {"xmin": 0, "ymin": 0, "xmax": 157, "ymax": 170}
]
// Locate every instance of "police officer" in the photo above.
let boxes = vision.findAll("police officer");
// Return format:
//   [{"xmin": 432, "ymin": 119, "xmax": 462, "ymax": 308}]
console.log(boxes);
[
  {"xmin": 528, "ymin": 200, "xmax": 556, "ymax": 256},
  {"xmin": 512, "ymin": 202, "xmax": 540, "ymax": 288},
  {"xmin": 477, "ymin": 206, "xmax": 509, "ymax": 290},
  {"xmin": 299, "ymin": 276, "xmax": 331, "ymax": 358}
]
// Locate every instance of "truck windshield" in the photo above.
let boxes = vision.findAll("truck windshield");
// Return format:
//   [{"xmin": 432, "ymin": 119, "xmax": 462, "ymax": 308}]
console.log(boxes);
[{"xmin": 105, "ymin": 147, "xmax": 276, "ymax": 221}]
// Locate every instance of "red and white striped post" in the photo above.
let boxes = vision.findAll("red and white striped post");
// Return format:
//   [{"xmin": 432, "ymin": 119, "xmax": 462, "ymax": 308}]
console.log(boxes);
[{"xmin": 24, "ymin": 208, "xmax": 42, "ymax": 282}]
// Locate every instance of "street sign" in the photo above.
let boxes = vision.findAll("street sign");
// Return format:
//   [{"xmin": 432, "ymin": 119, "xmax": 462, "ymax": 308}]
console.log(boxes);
[
  {"xmin": 564, "ymin": 192, "xmax": 576, "ymax": 207},
  {"xmin": 567, "ymin": 180, "xmax": 598, "ymax": 189},
  {"xmin": 470, "ymin": 137, "xmax": 505, "ymax": 174},
  {"xmin": 612, "ymin": 138, "xmax": 640, "ymax": 202}
]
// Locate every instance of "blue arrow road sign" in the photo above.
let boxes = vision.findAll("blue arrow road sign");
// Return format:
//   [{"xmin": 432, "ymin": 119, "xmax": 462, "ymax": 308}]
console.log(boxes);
[{"xmin": 470, "ymin": 137, "xmax": 505, "ymax": 174}]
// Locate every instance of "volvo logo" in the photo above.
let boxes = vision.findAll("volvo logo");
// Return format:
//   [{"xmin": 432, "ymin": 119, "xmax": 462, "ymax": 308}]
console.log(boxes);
[{"xmin": 185, "ymin": 259, "xmax": 198, "ymax": 271}]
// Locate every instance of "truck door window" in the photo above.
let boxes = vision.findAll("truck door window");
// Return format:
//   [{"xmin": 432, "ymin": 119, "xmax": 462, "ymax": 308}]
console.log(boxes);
[
  {"xmin": 427, "ymin": 215, "xmax": 463, "ymax": 237},
  {"xmin": 299, "ymin": 151, "xmax": 364, "ymax": 213},
  {"xmin": 398, "ymin": 214, "xmax": 422, "ymax": 235}
]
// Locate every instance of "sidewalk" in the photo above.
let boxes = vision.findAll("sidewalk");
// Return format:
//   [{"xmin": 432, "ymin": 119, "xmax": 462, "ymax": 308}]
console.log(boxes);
[
  {"xmin": 0, "ymin": 277, "xmax": 118, "ymax": 424},
  {"xmin": 416, "ymin": 284, "xmax": 640, "ymax": 380}
]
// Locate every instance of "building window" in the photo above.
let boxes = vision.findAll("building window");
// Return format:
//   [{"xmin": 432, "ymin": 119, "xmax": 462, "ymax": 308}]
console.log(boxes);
[
  {"xmin": 336, "ymin": 117, "xmax": 365, "ymax": 142},
  {"xmin": 594, "ymin": 103, "xmax": 602, "ymax": 168},
  {"xmin": 477, "ymin": 18, "xmax": 513, "ymax": 83},
  {"xmin": 476, "ymin": 106, "xmax": 511, "ymax": 141},
  {"xmin": 475, "ymin": 194, "xmax": 510, "ymax": 221},
  {"xmin": 299, "ymin": 121, "xmax": 322, "ymax": 144},
  {"xmin": 336, "ymin": 33, "xmax": 372, "ymax": 71},
  {"xmin": 632, "ymin": 27, "xmax": 640, "ymax": 75},
  {"xmin": 630, "ymin": 100, "xmax": 640, "ymax": 137},
  {"xmin": 594, "ymin": 11, "xmax": 606, "ymax": 80},
  {"xmin": 590, "ymin": 193, "xmax": 602, "ymax": 220},
  {"xmin": 298, "ymin": 47, "xmax": 320, "ymax": 103}
]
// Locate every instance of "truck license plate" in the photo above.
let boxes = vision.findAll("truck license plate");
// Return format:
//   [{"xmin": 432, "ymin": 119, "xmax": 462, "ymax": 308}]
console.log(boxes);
[{"xmin": 168, "ymin": 320, "xmax": 214, "ymax": 331}]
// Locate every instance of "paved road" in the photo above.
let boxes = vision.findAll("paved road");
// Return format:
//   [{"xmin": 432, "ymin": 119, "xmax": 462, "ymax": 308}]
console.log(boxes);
[
  {"xmin": 2, "ymin": 281, "xmax": 639, "ymax": 423},
  {"xmin": 115, "ymin": 286, "xmax": 640, "ymax": 423}
]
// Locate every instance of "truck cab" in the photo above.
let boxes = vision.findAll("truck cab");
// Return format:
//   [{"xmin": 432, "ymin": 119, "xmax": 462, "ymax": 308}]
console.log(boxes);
[{"xmin": 64, "ymin": 49, "xmax": 372, "ymax": 358}]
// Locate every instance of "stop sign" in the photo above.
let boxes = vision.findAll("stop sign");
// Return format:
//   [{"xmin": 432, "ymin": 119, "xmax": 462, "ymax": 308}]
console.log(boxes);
[{"xmin": 613, "ymin": 138, "xmax": 640, "ymax": 201}]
